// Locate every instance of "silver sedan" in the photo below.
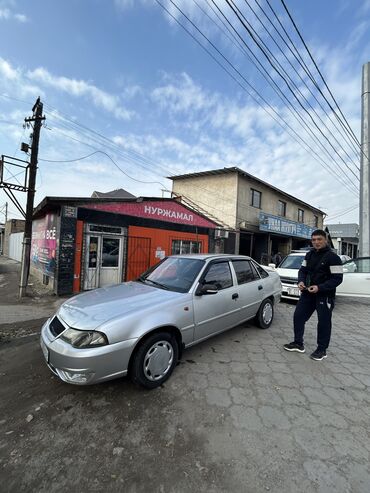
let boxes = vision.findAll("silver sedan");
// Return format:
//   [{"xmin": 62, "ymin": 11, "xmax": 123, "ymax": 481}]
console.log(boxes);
[{"xmin": 40, "ymin": 254, "xmax": 281, "ymax": 388}]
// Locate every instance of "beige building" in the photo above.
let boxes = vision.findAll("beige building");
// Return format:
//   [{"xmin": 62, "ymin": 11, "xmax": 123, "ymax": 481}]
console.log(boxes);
[{"xmin": 170, "ymin": 167, "xmax": 324, "ymax": 263}]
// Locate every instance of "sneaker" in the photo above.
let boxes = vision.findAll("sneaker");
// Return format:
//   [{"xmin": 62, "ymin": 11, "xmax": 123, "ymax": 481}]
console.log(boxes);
[
  {"xmin": 283, "ymin": 342, "xmax": 305, "ymax": 353},
  {"xmin": 310, "ymin": 349, "xmax": 327, "ymax": 361}
]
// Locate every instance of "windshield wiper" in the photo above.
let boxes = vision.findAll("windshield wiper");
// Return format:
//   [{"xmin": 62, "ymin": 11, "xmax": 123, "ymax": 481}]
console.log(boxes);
[{"xmin": 144, "ymin": 279, "xmax": 170, "ymax": 290}]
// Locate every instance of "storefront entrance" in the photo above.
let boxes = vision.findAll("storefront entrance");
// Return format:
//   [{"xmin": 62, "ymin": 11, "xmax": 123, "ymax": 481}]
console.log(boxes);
[{"xmin": 84, "ymin": 225, "xmax": 125, "ymax": 290}]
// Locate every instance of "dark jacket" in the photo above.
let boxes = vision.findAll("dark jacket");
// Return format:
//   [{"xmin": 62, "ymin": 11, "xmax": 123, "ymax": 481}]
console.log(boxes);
[{"xmin": 298, "ymin": 246, "xmax": 343, "ymax": 297}]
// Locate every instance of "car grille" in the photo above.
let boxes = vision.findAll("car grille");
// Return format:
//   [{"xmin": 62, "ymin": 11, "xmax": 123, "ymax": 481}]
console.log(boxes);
[
  {"xmin": 49, "ymin": 316, "xmax": 67, "ymax": 337},
  {"xmin": 280, "ymin": 276, "xmax": 298, "ymax": 285}
]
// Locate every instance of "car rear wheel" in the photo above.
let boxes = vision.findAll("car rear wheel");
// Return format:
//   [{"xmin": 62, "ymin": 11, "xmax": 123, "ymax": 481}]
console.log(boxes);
[
  {"xmin": 255, "ymin": 298, "xmax": 274, "ymax": 329},
  {"xmin": 130, "ymin": 332, "xmax": 179, "ymax": 389}
]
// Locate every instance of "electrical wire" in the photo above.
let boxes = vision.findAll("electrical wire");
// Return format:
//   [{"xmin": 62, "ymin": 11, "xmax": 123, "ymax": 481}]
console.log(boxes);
[
  {"xmin": 241, "ymin": 0, "xmax": 361, "ymax": 161},
  {"xmin": 261, "ymin": 0, "xmax": 362, "ymax": 154},
  {"xmin": 326, "ymin": 204, "xmax": 359, "ymax": 221},
  {"xmin": 204, "ymin": 0, "xmax": 359, "ymax": 194},
  {"xmin": 279, "ymin": 0, "xmax": 360, "ymax": 147},
  {"xmin": 156, "ymin": 0, "xmax": 358, "ymax": 196},
  {"xmin": 224, "ymin": 0, "xmax": 360, "ymax": 183},
  {"xmin": 232, "ymin": 0, "xmax": 359, "ymax": 172},
  {"xmin": 40, "ymin": 134, "xmax": 169, "ymax": 189}
]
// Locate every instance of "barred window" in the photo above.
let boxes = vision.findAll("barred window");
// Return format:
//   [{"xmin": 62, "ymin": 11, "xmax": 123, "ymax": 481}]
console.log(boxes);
[{"xmin": 171, "ymin": 240, "xmax": 202, "ymax": 255}]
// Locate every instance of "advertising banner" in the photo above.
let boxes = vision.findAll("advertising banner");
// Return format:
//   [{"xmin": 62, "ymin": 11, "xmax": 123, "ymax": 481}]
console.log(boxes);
[
  {"xmin": 259, "ymin": 212, "xmax": 314, "ymax": 238},
  {"xmin": 31, "ymin": 213, "xmax": 58, "ymax": 277}
]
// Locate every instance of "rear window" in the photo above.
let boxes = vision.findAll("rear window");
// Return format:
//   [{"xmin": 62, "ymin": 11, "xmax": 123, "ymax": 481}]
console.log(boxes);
[{"xmin": 279, "ymin": 255, "xmax": 305, "ymax": 270}]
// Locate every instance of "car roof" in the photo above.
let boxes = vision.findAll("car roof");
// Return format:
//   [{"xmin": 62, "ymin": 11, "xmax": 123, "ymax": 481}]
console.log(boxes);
[{"xmin": 170, "ymin": 253, "xmax": 253, "ymax": 261}]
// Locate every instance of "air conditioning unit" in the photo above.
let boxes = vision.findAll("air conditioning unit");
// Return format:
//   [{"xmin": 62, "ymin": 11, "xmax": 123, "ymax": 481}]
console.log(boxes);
[{"xmin": 215, "ymin": 229, "xmax": 229, "ymax": 239}]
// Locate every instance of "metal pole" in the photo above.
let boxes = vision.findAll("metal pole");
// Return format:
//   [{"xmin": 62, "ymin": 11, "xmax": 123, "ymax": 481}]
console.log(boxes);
[
  {"xmin": 19, "ymin": 98, "xmax": 45, "ymax": 298},
  {"xmin": 360, "ymin": 62, "xmax": 370, "ymax": 257}
]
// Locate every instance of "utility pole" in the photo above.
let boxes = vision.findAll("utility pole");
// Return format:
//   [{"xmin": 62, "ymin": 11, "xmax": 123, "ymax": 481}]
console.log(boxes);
[
  {"xmin": 19, "ymin": 98, "xmax": 45, "ymax": 298},
  {"xmin": 360, "ymin": 62, "xmax": 370, "ymax": 257}
]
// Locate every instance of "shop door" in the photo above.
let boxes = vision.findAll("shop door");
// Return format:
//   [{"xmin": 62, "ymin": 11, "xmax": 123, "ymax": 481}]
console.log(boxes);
[
  {"xmin": 84, "ymin": 235, "xmax": 123, "ymax": 290},
  {"xmin": 100, "ymin": 236, "xmax": 122, "ymax": 287}
]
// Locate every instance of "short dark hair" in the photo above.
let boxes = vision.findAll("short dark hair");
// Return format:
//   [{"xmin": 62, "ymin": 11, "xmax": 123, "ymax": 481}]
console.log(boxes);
[{"xmin": 311, "ymin": 229, "xmax": 327, "ymax": 238}]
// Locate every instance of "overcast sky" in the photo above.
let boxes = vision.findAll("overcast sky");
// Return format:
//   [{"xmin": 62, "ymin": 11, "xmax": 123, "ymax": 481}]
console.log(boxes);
[{"xmin": 0, "ymin": 0, "xmax": 369, "ymax": 225}]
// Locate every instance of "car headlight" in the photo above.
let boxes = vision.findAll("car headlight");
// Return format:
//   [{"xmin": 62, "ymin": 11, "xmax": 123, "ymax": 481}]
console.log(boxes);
[{"xmin": 60, "ymin": 328, "xmax": 108, "ymax": 348}]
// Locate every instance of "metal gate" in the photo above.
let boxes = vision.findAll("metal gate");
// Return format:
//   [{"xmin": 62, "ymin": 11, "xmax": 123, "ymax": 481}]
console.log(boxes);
[{"xmin": 126, "ymin": 236, "xmax": 151, "ymax": 281}]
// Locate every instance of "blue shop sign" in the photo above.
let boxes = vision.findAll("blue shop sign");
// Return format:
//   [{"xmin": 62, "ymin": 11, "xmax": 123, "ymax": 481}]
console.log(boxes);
[{"xmin": 259, "ymin": 212, "xmax": 314, "ymax": 238}]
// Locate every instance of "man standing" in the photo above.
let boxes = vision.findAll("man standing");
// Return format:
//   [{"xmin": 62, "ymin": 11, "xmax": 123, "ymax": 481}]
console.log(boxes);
[{"xmin": 283, "ymin": 229, "xmax": 343, "ymax": 361}]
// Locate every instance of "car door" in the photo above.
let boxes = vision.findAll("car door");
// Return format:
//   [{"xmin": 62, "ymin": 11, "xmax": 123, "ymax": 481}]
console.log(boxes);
[
  {"xmin": 339, "ymin": 258, "xmax": 370, "ymax": 297},
  {"xmin": 193, "ymin": 260, "xmax": 241, "ymax": 342},
  {"xmin": 231, "ymin": 259, "xmax": 264, "ymax": 320}
]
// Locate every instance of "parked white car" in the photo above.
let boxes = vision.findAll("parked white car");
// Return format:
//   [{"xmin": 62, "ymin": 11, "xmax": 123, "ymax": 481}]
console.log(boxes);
[
  {"xmin": 337, "ymin": 257, "xmax": 370, "ymax": 298},
  {"xmin": 269, "ymin": 252, "xmax": 370, "ymax": 300},
  {"xmin": 268, "ymin": 251, "xmax": 306, "ymax": 300}
]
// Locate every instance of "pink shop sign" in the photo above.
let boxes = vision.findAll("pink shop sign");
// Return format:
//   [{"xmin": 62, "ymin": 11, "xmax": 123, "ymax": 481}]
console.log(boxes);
[{"xmin": 83, "ymin": 201, "xmax": 216, "ymax": 228}]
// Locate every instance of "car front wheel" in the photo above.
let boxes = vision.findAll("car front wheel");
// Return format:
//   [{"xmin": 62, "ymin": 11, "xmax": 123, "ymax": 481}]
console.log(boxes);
[
  {"xmin": 255, "ymin": 298, "xmax": 274, "ymax": 329},
  {"xmin": 130, "ymin": 332, "xmax": 179, "ymax": 389}
]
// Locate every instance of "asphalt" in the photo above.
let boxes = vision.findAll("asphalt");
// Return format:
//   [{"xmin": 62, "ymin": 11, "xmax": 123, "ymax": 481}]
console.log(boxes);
[{"xmin": 0, "ymin": 255, "xmax": 370, "ymax": 493}]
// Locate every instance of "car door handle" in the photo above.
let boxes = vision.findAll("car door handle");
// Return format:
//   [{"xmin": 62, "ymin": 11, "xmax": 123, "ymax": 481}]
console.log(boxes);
[
  {"xmin": 232, "ymin": 293, "xmax": 239, "ymax": 300},
  {"xmin": 258, "ymin": 285, "xmax": 263, "ymax": 290}
]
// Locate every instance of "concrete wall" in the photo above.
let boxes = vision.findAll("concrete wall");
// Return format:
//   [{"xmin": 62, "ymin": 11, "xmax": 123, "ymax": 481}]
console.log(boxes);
[
  {"xmin": 172, "ymin": 174, "xmax": 238, "ymax": 228},
  {"xmin": 237, "ymin": 175, "xmax": 323, "ymax": 229},
  {"xmin": 172, "ymin": 171, "xmax": 323, "ymax": 232}
]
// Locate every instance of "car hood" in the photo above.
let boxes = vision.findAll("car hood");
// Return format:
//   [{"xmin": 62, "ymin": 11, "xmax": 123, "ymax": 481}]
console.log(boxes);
[
  {"xmin": 57, "ymin": 282, "xmax": 183, "ymax": 330},
  {"xmin": 276, "ymin": 268, "xmax": 299, "ymax": 279}
]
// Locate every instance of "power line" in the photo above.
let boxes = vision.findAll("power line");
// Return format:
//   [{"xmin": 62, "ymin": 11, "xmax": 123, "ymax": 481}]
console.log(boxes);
[
  {"xmin": 224, "ymin": 0, "xmax": 360, "ymax": 183},
  {"xmin": 39, "ymin": 149, "xmax": 169, "ymax": 189},
  {"xmin": 156, "ymin": 0, "xmax": 358, "ymax": 196},
  {"xmin": 241, "ymin": 0, "xmax": 361, "ymax": 161},
  {"xmin": 262, "ymin": 0, "xmax": 361, "ymax": 154},
  {"xmin": 279, "ymin": 0, "xmax": 360, "ymax": 148},
  {"xmin": 204, "ymin": 0, "xmax": 359, "ymax": 194},
  {"xmin": 326, "ymin": 205, "xmax": 359, "ymax": 221}
]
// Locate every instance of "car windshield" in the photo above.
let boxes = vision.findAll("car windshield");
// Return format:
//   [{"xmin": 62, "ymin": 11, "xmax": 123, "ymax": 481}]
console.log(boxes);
[
  {"xmin": 139, "ymin": 257, "xmax": 205, "ymax": 293},
  {"xmin": 343, "ymin": 258, "xmax": 370, "ymax": 273},
  {"xmin": 279, "ymin": 255, "xmax": 305, "ymax": 269}
]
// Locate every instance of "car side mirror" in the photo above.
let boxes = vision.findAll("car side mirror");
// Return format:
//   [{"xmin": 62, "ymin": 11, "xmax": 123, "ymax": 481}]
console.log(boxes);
[
  {"xmin": 195, "ymin": 283, "xmax": 219, "ymax": 296},
  {"xmin": 268, "ymin": 263, "xmax": 276, "ymax": 269}
]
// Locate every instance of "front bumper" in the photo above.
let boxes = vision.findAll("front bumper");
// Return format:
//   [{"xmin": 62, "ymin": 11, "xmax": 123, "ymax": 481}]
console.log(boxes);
[
  {"xmin": 281, "ymin": 283, "xmax": 301, "ymax": 300},
  {"xmin": 40, "ymin": 319, "xmax": 138, "ymax": 385}
]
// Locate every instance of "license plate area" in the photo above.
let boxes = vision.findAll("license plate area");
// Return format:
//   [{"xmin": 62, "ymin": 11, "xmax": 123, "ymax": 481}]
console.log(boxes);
[{"xmin": 287, "ymin": 287, "xmax": 300, "ymax": 296}]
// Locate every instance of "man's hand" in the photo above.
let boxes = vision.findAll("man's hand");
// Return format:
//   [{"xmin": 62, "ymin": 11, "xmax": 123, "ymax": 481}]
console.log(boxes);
[
  {"xmin": 298, "ymin": 282, "xmax": 306, "ymax": 292},
  {"xmin": 308, "ymin": 285, "xmax": 319, "ymax": 293}
]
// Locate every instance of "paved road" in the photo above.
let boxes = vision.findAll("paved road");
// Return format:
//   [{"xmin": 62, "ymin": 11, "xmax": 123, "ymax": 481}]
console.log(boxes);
[{"xmin": 1, "ymin": 270, "xmax": 369, "ymax": 493}]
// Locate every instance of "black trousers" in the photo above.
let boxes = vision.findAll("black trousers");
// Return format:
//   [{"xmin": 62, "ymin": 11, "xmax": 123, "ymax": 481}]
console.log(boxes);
[{"xmin": 293, "ymin": 292, "xmax": 335, "ymax": 350}]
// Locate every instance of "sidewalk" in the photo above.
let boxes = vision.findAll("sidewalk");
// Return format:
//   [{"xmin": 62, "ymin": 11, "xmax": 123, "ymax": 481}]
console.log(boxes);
[{"xmin": 0, "ymin": 255, "xmax": 67, "ymax": 334}]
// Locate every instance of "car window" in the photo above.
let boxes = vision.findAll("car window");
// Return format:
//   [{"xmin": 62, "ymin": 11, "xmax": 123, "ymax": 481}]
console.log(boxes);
[
  {"xmin": 279, "ymin": 255, "xmax": 305, "ymax": 269},
  {"xmin": 203, "ymin": 262, "xmax": 233, "ymax": 290},
  {"xmin": 232, "ymin": 260, "xmax": 259, "ymax": 284},
  {"xmin": 251, "ymin": 261, "xmax": 269, "ymax": 279},
  {"xmin": 343, "ymin": 258, "xmax": 370, "ymax": 274},
  {"xmin": 144, "ymin": 258, "xmax": 204, "ymax": 292}
]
